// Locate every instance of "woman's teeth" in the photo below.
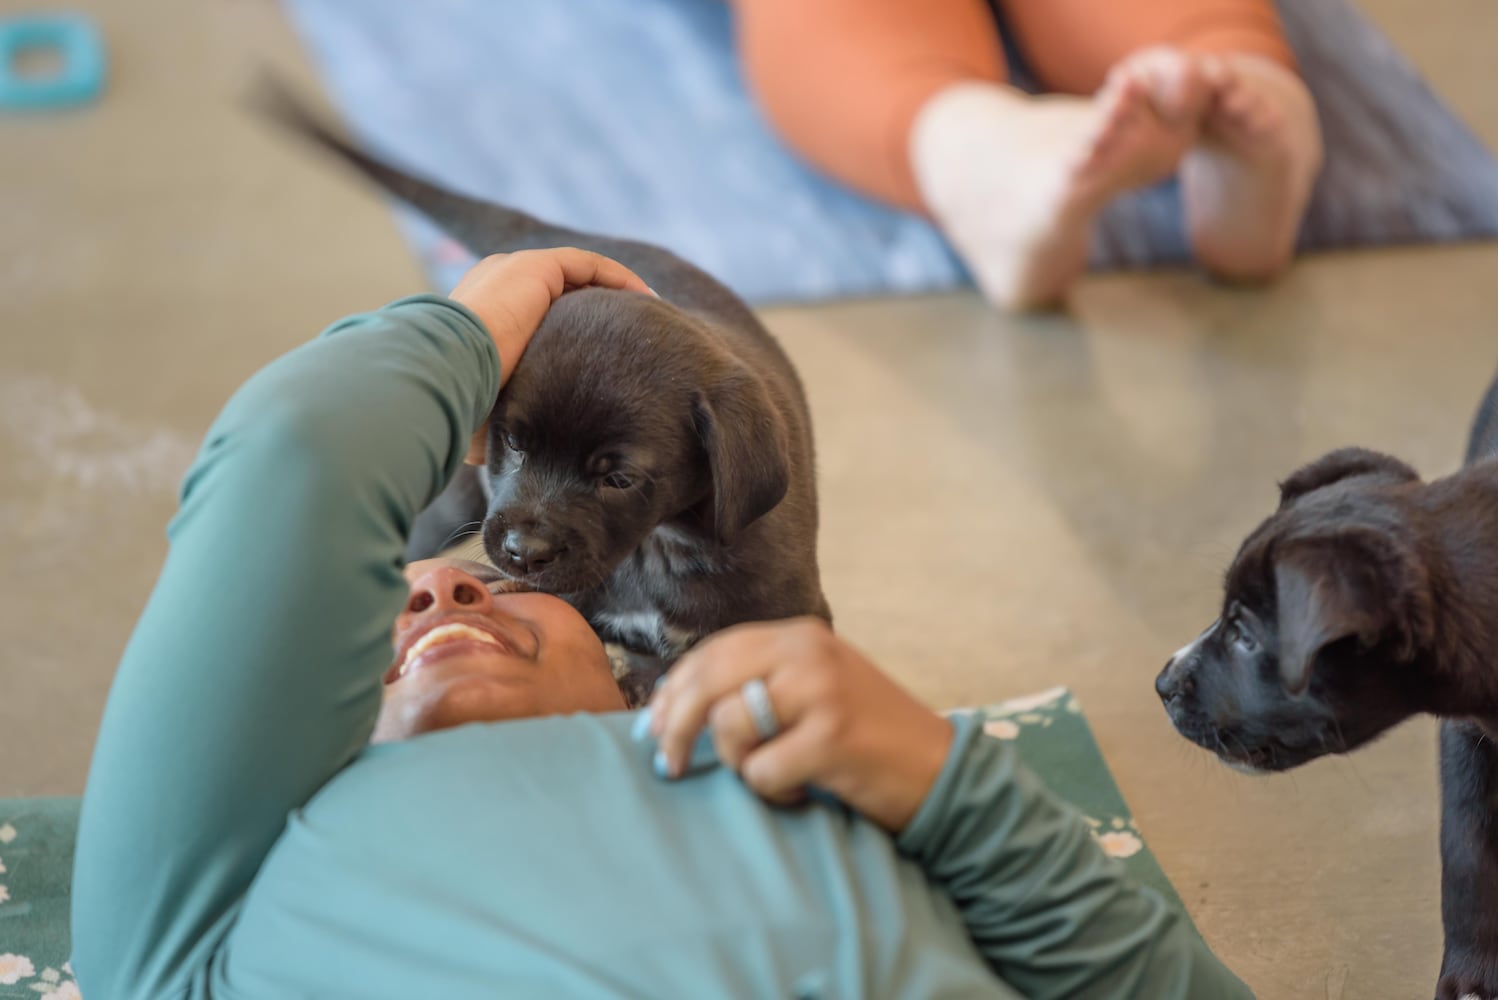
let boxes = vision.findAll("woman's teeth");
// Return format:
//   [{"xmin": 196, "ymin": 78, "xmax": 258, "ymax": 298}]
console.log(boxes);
[{"xmin": 397, "ymin": 623, "xmax": 503, "ymax": 677}]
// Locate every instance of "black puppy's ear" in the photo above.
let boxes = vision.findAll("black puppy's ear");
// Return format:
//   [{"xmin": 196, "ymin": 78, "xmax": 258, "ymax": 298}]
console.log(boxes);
[
  {"xmin": 1277, "ymin": 448, "xmax": 1419, "ymax": 509},
  {"xmin": 1273, "ymin": 529, "xmax": 1433, "ymax": 694},
  {"xmin": 692, "ymin": 372, "xmax": 790, "ymax": 547}
]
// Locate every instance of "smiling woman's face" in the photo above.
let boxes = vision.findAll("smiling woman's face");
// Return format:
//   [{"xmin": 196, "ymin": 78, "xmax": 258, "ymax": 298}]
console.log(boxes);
[{"xmin": 371, "ymin": 558, "xmax": 626, "ymax": 743}]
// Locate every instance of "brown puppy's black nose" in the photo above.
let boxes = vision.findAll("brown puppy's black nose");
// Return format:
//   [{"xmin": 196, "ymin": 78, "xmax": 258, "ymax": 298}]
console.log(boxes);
[
  {"xmin": 501, "ymin": 530, "xmax": 561, "ymax": 573},
  {"xmin": 1156, "ymin": 658, "xmax": 1194, "ymax": 703}
]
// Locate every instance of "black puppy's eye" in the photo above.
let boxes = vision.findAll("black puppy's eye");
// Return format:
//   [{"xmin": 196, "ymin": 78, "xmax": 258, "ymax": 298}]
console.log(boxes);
[
  {"xmin": 1226, "ymin": 617, "xmax": 1257, "ymax": 652},
  {"xmin": 601, "ymin": 471, "xmax": 634, "ymax": 490}
]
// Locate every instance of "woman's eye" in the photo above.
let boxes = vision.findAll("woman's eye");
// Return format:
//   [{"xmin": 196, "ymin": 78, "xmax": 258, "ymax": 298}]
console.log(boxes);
[{"xmin": 601, "ymin": 471, "xmax": 633, "ymax": 490}]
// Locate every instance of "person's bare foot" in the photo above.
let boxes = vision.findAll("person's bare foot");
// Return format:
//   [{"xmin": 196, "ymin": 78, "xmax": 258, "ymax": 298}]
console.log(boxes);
[
  {"xmin": 1103, "ymin": 45, "xmax": 1214, "ymax": 129},
  {"xmin": 1179, "ymin": 53, "xmax": 1323, "ymax": 281},
  {"xmin": 910, "ymin": 76, "xmax": 1196, "ymax": 310}
]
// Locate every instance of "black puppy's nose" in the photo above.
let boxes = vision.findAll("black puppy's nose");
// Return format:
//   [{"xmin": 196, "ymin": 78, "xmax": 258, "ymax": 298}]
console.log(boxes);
[
  {"xmin": 1155, "ymin": 658, "xmax": 1194, "ymax": 703},
  {"xmin": 501, "ymin": 530, "xmax": 561, "ymax": 573},
  {"xmin": 1155, "ymin": 664, "xmax": 1176, "ymax": 701}
]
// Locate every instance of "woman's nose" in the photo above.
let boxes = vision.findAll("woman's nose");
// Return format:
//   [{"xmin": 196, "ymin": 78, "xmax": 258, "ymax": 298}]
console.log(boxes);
[{"xmin": 404, "ymin": 566, "xmax": 490, "ymax": 617}]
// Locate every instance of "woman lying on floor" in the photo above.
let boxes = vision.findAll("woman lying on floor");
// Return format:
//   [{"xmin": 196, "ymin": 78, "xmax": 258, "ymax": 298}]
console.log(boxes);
[{"xmin": 72, "ymin": 248, "xmax": 1251, "ymax": 999}]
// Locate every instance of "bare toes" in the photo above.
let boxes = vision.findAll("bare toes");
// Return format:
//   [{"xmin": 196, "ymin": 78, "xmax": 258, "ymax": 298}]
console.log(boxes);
[
  {"xmin": 1081, "ymin": 80, "xmax": 1143, "ymax": 166},
  {"xmin": 1109, "ymin": 46, "xmax": 1211, "ymax": 128},
  {"xmin": 1154, "ymin": 60, "xmax": 1211, "ymax": 125},
  {"xmin": 1208, "ymin": 76, "xmax": 1274, "ymax": 149},
  {"xmin": 1197, "ymin": 54, "xmax": 1231, "ymax": 91}
]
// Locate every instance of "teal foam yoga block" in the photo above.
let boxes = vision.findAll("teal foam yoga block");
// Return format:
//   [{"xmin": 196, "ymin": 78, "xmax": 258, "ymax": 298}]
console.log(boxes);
[{"xmin": 0, "ymin": 14, "xmax": 106, "ymax": 111}]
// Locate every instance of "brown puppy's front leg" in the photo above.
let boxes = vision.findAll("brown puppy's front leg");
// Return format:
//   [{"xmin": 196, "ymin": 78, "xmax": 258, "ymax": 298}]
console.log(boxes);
[
  {"xmin": 607, "ymin": 647, "xmax": 668, "ymax": 710},
  {"xmin": 1437, "ymin": 720, "xmax": 1498, "ymax": 1000}
]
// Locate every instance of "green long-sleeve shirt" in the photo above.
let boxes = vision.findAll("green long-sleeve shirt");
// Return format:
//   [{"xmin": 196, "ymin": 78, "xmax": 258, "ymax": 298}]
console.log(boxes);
[{"xmin": 71, "ymin": 295, "xmax": 1252, "ymax": 999}]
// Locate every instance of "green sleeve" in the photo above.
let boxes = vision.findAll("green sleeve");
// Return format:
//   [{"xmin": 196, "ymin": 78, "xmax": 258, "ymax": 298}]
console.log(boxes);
[
  {"xmin": 70, "ymin": 295, "xmax": 499, "ymax": 1000},
  {"xmin": 898, "ymin": 715, "xmax": 1255, "ymax": 999}
]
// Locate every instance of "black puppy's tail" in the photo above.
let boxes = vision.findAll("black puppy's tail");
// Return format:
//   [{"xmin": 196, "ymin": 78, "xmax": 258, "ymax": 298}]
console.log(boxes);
[
  {"xmin": 252, "ymin": 75, "xmax": 757, "ymax": 325},
  {"xmin": 253, "ymin": 75, "xmax": 556, "ymax": 251}
]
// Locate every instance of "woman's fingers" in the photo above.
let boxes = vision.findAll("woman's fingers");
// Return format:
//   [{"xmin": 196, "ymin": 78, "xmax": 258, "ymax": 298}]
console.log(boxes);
[
  {"xmin": 447, "ymin": 247, "xmax": 655, "ymax": 455},
  {"xmin": 703, "ymin": 666, "xmax": 806, "ymax": 772},
  {"xmin": 706, "ymin": 692, "xmax": 761, "ymax": 771},
  {"xmin": 457, "ymin": 248, "xmax": 653, "ymax": 339},
  {"xmin": 647, "ymin": 618, "xmax": 952, "ymax": 833},
  {"xmin": 446, "ymin": 247, "xmax": 653, "ymax": 389},
  {"xmin": 740, "ymin": 716, "xmax": 830, "ymax": 804},
  {"xmin": 544, "ymin": 247, "xmax": 655, "ymax": 297},
  {"xmin": 651, "ymin": 619, "xmax": 841, "ymax": 777},
  {"xmin": 651, "ymin": 628, "xmax": 781, "ymax": 777}
]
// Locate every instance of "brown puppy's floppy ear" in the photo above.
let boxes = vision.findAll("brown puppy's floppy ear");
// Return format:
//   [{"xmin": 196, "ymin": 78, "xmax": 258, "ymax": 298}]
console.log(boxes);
[
  {"xmin": 1277, "ymin": 447, "xmax": 1420, "ymax": 509},
  {"xmin": 1273, "ymin": 528, "xmax": 1434, "ymax": 694},
  {"xmin": 464, "ymin": 404, "xmax": 500, "ymax": 466},
  {"xmin": 464, "ymin": 430, "xmax": 488, "ymax": 467},
  {"xmin": 692, "ymin": 371, "xmax": 790, "ymax": 547}
]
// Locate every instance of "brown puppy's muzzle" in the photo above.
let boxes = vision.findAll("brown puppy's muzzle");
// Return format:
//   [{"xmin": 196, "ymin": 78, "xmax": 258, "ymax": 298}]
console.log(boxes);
[
  {"xmin": 497, "ymin": 527, "xmax": 565, "ymax": 575},
  {"xmin": 482, "ymin": 512, "xmax": 575, "ymax": 583}
]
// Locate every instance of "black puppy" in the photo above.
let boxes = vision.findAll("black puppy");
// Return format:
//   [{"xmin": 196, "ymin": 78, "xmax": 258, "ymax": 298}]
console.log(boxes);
[
  {"xmin": 265, "ymin": 89, "xmax": 829, "ymax": 663},
  {"xmin": 1155, "ymin": 392, "xmax": 1498, "ymax": 998}
]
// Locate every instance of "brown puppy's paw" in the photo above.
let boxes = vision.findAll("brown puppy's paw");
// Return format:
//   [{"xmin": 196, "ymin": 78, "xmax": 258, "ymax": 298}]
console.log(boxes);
[{"xmin": 608, "ymin": 645, "xmax": 669, "ymax": 710}]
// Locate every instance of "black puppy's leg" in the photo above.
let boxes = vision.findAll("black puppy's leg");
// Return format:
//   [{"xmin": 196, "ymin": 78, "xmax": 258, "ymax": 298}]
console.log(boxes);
[
  {"xmin": 607, "ymin": 647, "xmax": 669, "ymax": 710},
  {"xmin": 406, "ymin": 467, "xmax": 488, "ymax": 562},
  {"xmin": 1436, "ymin": 720, "xmax": 1498, "ymax": 1000},
  {"xmin": 1464, "ymin": 365, "xmax": 1498, "ymax": 465}
]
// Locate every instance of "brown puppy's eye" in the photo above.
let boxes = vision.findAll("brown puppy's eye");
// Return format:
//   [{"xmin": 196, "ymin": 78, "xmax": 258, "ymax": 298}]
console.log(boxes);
[
  {"xmin": 1225, "ymin": 616, "xmax": 1257, "ymax": 652},
  {"xmin": 503, "ymin": 431, "xmax": 523, "ymax": 453},
  {"xmin": 601, "ymin": 471, "xmax": 634, "ymax": 490}
]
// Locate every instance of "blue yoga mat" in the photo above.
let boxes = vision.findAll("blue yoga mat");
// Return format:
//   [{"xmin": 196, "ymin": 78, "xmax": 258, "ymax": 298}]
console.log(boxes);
[{"xmin": 282, "ymin": 0, "xmax": 1498, "ymax": 304}]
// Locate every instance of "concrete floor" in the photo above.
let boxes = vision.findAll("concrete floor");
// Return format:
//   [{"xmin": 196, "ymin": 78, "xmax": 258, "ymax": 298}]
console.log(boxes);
[{"xmin": 3, "ymin": 0, "xmax": 1496, "ymax": 995}]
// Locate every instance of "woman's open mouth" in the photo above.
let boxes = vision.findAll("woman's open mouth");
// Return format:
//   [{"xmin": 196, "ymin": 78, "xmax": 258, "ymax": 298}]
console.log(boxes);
[{"xmin": 387, "ymin": 619, "xmax": 530, "ymax": 683}]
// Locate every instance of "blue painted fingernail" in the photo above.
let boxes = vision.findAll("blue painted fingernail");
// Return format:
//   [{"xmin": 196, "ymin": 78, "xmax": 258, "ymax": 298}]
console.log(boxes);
[
  {"xmin": 653, "ymin": 749, "xmax": 671, "ymax": 778},
  {"xmin": 631, "ymin": 708, "xmax": 653, "ymax": 742}
]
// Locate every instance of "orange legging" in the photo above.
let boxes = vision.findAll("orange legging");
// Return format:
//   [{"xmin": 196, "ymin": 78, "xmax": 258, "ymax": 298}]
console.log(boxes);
[{"xmin": 730, "ymin": 0, "xmax": 1296, "ymax": 212}]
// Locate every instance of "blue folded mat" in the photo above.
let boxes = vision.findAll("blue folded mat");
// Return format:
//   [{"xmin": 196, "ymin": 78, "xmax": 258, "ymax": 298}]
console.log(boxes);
[{"xmin": 282, "ymin": 0, "xmax": 1498, "ymax": 304}]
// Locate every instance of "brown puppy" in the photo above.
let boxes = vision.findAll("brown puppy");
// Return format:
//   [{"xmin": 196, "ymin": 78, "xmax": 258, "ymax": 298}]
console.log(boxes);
[
  {"xmin": 1156, "ymin": 399, "xmax": 1498, "ymax": 999},
  {"xmin": 262, "ymin": 85, "xmax": 829, "ymax": 667}
]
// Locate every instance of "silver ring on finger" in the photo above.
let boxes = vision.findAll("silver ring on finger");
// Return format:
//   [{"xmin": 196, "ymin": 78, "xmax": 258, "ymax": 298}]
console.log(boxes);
[{"xmin": 740, "ymin": 677, "xmax": 780, "ymax": 740}]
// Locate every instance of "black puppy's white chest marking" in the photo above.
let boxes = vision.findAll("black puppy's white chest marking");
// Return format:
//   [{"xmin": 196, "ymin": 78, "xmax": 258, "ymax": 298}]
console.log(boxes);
[
  {"xmin": 594, "ymin": 608, "xmax": 697, "ymax": 660},
  {"xmin": 589, "ymin": 523, "xmax": 719, "ymax": 657},
  {"xmin": 639, "ymin": 522, "xmax": 716, "ymax": 577}
]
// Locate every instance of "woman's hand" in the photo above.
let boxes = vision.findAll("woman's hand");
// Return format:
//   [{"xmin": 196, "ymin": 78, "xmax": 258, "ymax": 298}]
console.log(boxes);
[
  {"xmin": 447, "ymin": 248, "xmax": 654, "ymax": 464},
  {"xmin": 646, "ymin": 618, "xmax": 954, "ymax": 834}
]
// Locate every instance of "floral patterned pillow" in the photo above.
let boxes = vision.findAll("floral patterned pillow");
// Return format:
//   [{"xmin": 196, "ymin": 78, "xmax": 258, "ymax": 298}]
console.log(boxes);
[
  {"xmin": 0, "ymin": 807, "xmax": 80, "ymax": 998},
  {"xmin": 948, "ymin": 687, "xmax": 1182, "ymax": 910}
]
